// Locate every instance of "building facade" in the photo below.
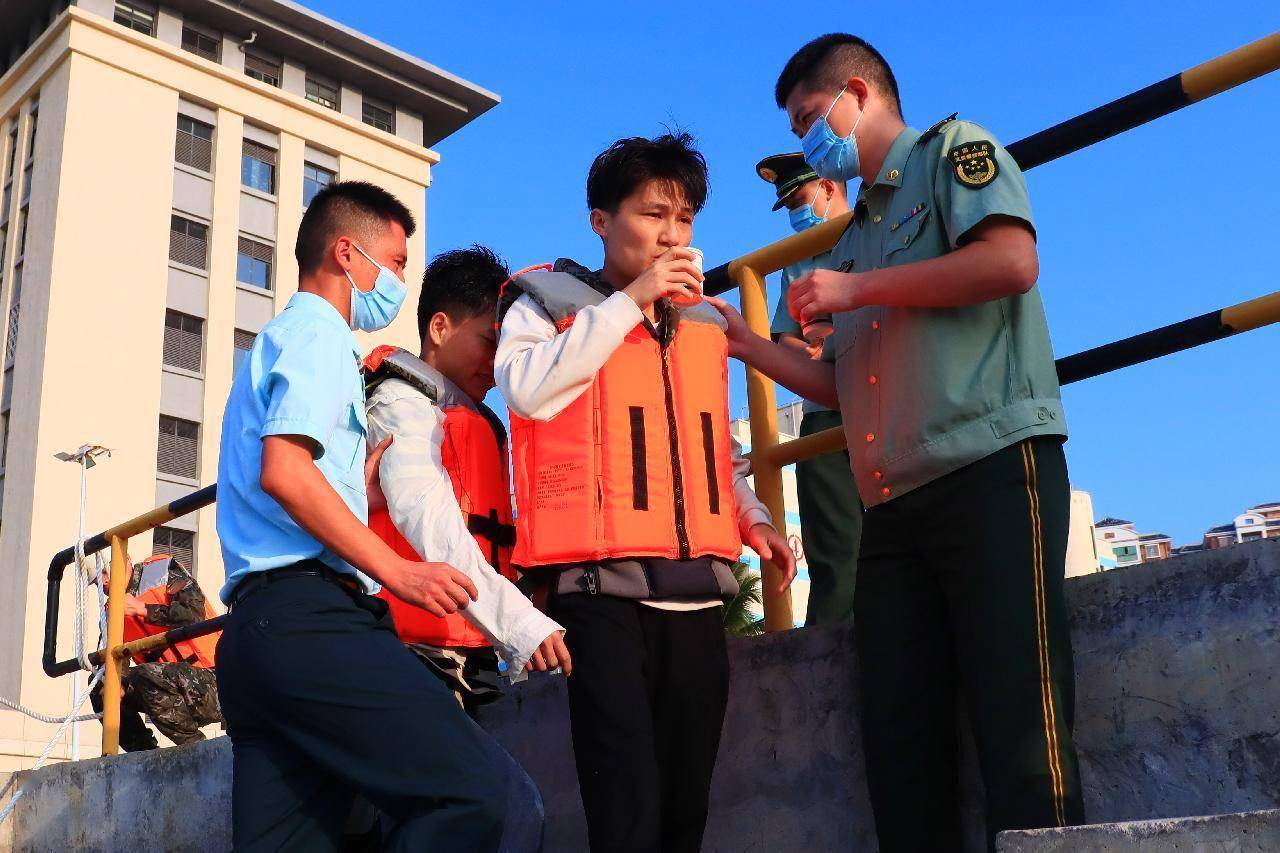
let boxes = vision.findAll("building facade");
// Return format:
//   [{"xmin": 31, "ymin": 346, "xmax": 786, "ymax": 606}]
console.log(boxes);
[
  {"xmin": 1203, "ymin": 502, "xmax": 1280, "ymax": 549},
  {"xmin": 1095, "ymin": 518, "xmax": 1172, "ymax": 568},
  {"xmin": 0, "ymin": 0, "xmax": 496, "ymax": 769}
]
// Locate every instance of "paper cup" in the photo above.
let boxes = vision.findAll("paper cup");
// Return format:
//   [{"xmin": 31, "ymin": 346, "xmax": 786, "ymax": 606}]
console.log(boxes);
[{"xmin": 672, "ymin": 247, "xmax": 705, "ymax": 307}]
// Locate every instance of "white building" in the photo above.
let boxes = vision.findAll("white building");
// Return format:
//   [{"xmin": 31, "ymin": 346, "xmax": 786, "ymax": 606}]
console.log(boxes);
[{"xmin": 0, "ymin": 0, "xmax": 496, "ymax": 769}]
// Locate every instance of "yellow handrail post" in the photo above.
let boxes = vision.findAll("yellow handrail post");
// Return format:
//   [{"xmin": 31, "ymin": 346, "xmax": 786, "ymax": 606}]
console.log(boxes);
[
  {"xmin": 732, "ymin": 263, "xmax": 794, "ymax": 631},
  {"xmin": 101, "ymin": 534, "xmax": 128, "ymax": 756}
]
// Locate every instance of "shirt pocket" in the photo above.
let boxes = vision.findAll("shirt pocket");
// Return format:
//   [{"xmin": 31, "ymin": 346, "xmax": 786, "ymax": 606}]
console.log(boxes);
[
  {"xmin": 883, "ymin": 207, "xmax": 933, "ymax": 262},
  {"xmin": 829, "ymin": 310, "xmax": 859, "ymax": 360},
  {"xmin": 328, "ymin": 400, "xmax": 369, "ymax": 491}
]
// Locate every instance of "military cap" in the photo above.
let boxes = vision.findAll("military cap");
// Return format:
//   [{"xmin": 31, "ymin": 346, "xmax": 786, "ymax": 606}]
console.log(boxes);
[{"xmin": 755, "ymin": 152, "xmax": 819, "ymax": 211}]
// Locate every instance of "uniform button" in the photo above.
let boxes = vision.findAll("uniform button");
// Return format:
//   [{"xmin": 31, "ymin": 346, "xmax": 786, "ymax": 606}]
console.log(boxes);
[
  {"xmin": 887, "ymin": 169, "xmax": 900, "ymax": 181},
  {"xmin": 872, "ymin": 321, "xmax": 880, "ymax": 330},
  {"xmin": 865, "ymin": 433, "xmax": 875, "ymax": 443},
  {"xmin": 873, "ymin": 471, "xmax": 883, "ymax": 480},
  {"xmin": 872, "ymin": 215, "xmax": 882, "ymax": 224},
  {"xmin": 869, "ymin": 375, "xmax": 878, "ymax": 385},
  {"xmin": 881, "ymin": 487, "xmax": 891, "ymax": 497}
]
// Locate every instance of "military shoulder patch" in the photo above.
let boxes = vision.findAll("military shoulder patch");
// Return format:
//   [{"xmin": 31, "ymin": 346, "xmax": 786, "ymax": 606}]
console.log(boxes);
[{"xmin": 947, "ymin": 140, "xmax": 999, "ymax": 189}]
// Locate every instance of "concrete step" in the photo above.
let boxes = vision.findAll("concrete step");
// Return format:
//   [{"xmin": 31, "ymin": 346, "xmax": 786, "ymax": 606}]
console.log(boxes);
[{"xmin": 997, "ymin": 809, "xmax": 1280, "ymax": 852}]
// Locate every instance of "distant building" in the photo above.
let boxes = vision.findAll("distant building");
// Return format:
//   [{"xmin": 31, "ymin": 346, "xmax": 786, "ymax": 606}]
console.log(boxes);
[
  {"xmin": 1202, "ymin": 502, "xmax": 1280, "ymax": 549},
  {"xmin": 1066, "ymin": 491, "xmax": 1117, "ymax": 576},
  {"xmin": 1095, "ymin": 518, "xmax": 1172, "ymax": 567}
]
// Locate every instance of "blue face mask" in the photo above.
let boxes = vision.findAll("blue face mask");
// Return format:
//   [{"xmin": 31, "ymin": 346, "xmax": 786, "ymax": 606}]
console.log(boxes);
[
  {"xmin": 345, "ymin": 243, "xmax": 407, "ymax": 332},
  {"xmin": 787, "ymin": 186, "xmax": 833, "ymax": 233},
  {"xmin": 800, "ymin": 86, "xmax": 864, "ymax": 183}
]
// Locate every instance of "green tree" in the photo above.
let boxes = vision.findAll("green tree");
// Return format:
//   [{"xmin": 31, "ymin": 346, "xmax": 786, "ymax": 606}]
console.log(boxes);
[{"xmin": 723, "ymin": 560, "xmax": 766, "ymax": 637}]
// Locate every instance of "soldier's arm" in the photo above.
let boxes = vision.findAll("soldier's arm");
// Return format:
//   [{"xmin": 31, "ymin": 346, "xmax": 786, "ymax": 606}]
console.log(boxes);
[
  {"xmin": 144, "ymin": 576, "xmax": 205, "ymax": 627},
  {"xmin": 705, "ymin": 297, "xmax": 839, "ymax": 409},
  {"xmin": 790, "ymin": 220, "xmax": 1036, "ymax": 319}
]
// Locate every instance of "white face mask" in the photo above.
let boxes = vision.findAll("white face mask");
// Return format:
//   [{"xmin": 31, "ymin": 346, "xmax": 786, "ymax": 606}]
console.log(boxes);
[{"xmin": 344, "ymin": 243, "xmax": 407, "ymax": 332}]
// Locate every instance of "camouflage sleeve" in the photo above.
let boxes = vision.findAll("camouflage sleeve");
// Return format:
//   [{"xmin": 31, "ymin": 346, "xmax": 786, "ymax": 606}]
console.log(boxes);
[{"xmin": 144, "ymin": 574, "xmax": 207, "ymax": 627}]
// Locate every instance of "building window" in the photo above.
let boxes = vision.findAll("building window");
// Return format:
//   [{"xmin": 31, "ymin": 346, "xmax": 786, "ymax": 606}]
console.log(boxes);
[
  {"xmin": 157, "ymin": 415, "xmax": 199, "ymax": 479},
  {"xmin": 305, "ymin": 75, "xmax": 340, "ymax": 111},
  {"xmin": 361, "ymin": 98, "xmax": 395, "ymax": 134},
  {"xmin": 153, "ymin": 525, "xmax": 195, "ymax": 570},
  {"xmin": 1113, "ymin": 545, "xmax": 1137, "ymax": 561},
  {"xmin": 302, "ymin": 162, "xmax": 335, "ymax": 207},
  {"xmin": 241, "ymin": 139, "xmax": 276, "ymax": 194},
  {"xmin": 169, "ymin": 215, "xmax": 209, "ymax": 270},
  {"xmin": 232, "ymin": 329, "xmax": 256, "ymax": 376},
  {"xmin": 113, "ymin": 1, "xmax": 155, "ymax": 35},
  {"xmin": 4, "ymin": 122, "xmax": 16, "ymax": 182},
  {"xmin": 236, "ymin": 237, "xmax": 273, "ymax": 290},
  {"xmin": 5, "ymin": 267, "xmax": 20, "ymax": 367},
  {"xmin": 243, "ymin": 52, "xmax": 280, "ymax": 87},
  {"xmin": 1143, "ymin": 544, "xmax": 1161, "ymax": 559},
  {"xmin": 180, "ymin": 26, "xmax": 220, "ymax": 62},
  {"xmin": 0, "ymin": 410, "xmax": 9, "ymax": 470},
  {"xmin": 175, "ymin": 115, "xmax": 214, "ymax": 172},
  {"xmin": 1243, "ymin": 532, "xmax": 1263, "ymax": 542},
  {"xmin": 163, "ymin": 310, "xmax": 204, "ymax": 374}
]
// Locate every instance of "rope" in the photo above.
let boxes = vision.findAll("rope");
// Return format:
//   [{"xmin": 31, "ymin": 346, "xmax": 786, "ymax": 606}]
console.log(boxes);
[{"xmin": 0, "ymin": 446, "xmax": 110, "ymax": 829}]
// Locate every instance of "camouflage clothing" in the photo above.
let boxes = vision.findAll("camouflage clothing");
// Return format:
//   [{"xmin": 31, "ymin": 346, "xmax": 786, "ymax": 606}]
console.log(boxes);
[{"xmin": 90, "ymin": 556, "xmax": 224, "ymax": 750}]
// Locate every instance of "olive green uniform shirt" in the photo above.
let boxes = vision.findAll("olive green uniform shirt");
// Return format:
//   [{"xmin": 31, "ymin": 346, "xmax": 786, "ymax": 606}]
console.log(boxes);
[{"xmin": 825, "ymin": 118, "xmax": 1066, "ymax": 508}]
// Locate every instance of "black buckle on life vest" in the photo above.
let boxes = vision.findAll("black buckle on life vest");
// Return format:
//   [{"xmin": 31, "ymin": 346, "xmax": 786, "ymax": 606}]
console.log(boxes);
[{"xmin": 467, "ymin": 510, "xmax": 516, "ymax": 548}]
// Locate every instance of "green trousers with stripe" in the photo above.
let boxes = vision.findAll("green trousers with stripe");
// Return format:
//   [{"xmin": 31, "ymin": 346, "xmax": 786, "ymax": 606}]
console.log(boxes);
[
  {"xmin": 796, "ymin": 410, "xmax": 863, "ymax": 625},
  {"xmin": 854, "ymin": 437, "xmax": 1085, "ymax": 852}
]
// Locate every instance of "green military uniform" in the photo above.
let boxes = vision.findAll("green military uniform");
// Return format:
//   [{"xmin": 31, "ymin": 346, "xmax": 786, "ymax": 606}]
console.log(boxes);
[
  {"xmin": 821, "ymin": 118, "xmax": 1084, "ymax": 849},
  {"xmin": 756, "ymin": 152, "xmax": 863, "ymax": 625}
]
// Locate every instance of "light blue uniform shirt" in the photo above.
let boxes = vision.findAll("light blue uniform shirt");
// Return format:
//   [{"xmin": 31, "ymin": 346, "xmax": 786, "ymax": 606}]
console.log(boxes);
[{"xmin": 216, "ymin": 291, "xmax": 372, "ymax": 603}]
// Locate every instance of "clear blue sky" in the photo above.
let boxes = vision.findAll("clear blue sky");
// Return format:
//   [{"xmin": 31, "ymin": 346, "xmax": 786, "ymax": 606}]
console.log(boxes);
[{"xmin": 313, "ymin": 0, "xmax": 1279, "ymax": 546}]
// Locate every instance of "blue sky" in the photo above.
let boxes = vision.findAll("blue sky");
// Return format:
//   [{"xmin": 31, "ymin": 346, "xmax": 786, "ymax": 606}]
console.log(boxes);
[{"xmin": 314, "ymin": 1, "xmax": 1279, "ymax": 546}]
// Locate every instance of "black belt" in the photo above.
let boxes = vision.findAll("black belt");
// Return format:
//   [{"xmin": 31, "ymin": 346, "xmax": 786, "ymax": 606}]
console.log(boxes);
[{"xmin": 229, "ymin": 561, "xmax": 360, "ymax": 609}]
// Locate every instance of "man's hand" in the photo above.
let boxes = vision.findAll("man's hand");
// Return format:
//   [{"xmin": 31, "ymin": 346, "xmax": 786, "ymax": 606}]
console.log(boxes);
[
  {"xmin": 528, "ymin": 630, "xmax": 573, "ymax": 677},
  {"xmin": 123, "ymin": 595, "xmax": 147, "ymax": 619},
  {"xmin": 365, "ymin": 435, "xmax": 392, "ymax": 514},
  {"xmin": 381, "ymin": 558, "xmax": 479, "ymax": 617},
  {"xmin": 788, "ymin": 268, "xmax": 861, "ymax": 324},
  {"xmin": 704, "ymin": 296, "xmax": 760, "ymax": 359},
  {"xmin": 623, "ymin": 247, "xmax": 703, "ymax": 312},
  {"xmin": 746, "ymin": 523, "xmax": 798, "ymax": 593}
]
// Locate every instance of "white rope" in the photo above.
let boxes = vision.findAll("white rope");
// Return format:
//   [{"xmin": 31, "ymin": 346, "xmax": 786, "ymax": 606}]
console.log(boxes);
[{"xmin": 0, "ymin": 446, "xmax": 111, "ymax": 829}]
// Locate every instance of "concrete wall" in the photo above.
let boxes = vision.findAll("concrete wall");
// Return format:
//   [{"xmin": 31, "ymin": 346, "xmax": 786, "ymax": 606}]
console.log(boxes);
[{"xmin": 3, "ymin": 540, "xmax": 1278, "ymax": 851}]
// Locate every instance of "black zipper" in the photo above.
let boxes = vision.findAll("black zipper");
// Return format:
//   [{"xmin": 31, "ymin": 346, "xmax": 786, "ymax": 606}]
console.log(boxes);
[{"xmin": 660, "ymin": 342, "xmax": 691, "ymax": 561}]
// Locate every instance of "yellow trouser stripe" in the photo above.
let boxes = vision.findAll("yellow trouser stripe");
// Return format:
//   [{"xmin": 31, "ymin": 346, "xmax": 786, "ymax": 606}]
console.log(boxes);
[{"xmin": 1023, "ymin": 443, "xmax": 1067, "ymax": 826}]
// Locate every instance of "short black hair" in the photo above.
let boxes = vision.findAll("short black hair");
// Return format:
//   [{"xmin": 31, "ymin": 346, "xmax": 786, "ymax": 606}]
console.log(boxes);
[
  {"xmin": 775, "ymin": 34, "xmax": 902, "ymax": 118},
  {"xmin": 586, "ymin": 131, "xmax": 709, "ymax": 214},
  {"xmin": 416, "ymin": 245, "xmax": 510, "ymax": 341},
  {"xmin": 295, "ymin": 180, "xmax": 417, "ymax": 275}
]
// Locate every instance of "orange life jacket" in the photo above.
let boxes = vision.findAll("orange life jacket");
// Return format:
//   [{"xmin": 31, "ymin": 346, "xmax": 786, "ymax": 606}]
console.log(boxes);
[
  {"xmin": 504, "ymin": 268, "xmax": 742, "ymax": 568},
  {"xmin": 363, "ymin": 346, "xmax": 517, "ymax": 649},
  {"xmin": 123, "ymin": 555, "xmax": 219, "ymax": 667}
]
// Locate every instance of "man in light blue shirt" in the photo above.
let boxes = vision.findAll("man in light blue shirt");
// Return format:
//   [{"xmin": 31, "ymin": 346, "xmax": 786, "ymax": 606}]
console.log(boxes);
[
  {"xmin": 214, "ymin": 181, "xmax": 505, "ymax": 852},
  {"xmin": 217, "ymin": 288, "xmax": 373, "ymax": 601}
]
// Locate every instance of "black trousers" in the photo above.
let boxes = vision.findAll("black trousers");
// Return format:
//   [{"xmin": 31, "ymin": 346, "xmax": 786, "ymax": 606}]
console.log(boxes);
[
  {"xmin": 796, "ymin": 409, "xmax": 863, "ymax": 625},
  {"xmin": 854, "ymin": 438, "xmax": 1085, "ymax": 852},
  {"xmin": 216, "ymin": 570, "xmax": 506, "ymax": 852},
  {"xmin": 551, "ymin": 593, "xmax": 730, "ymax": 853}
]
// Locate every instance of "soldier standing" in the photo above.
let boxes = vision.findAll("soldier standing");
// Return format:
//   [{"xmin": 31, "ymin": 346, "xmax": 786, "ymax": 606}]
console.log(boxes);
[{"xmin": 755, "ymin": 152, "xmax": 863, "ymax": 625}]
